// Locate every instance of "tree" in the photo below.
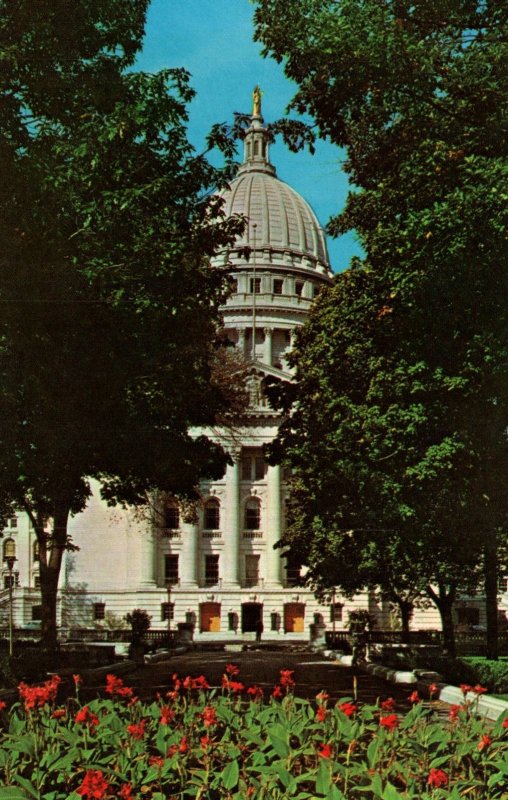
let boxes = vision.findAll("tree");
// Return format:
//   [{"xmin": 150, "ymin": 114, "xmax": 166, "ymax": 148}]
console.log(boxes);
[
  {"xmin": 255, "ymin": 0, "xmax": 508, "ymax": 655},
  {"xmin": 0, "ymin": 2, "xmax": 243, "ymax": 650}
]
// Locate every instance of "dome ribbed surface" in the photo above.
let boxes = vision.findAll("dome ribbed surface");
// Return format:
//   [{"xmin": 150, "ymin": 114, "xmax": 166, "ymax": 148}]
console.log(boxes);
[{"xmin": 221, "ymin": 170, "xmax": 330, "ymax": 272}]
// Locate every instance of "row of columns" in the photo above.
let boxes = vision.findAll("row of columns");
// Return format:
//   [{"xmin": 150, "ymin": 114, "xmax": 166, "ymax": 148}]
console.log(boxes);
[
  {"xmin": 137, "ymin": 455, "xmax": 284, "ymax": 589},
  {"xmin": 237, "ymin": 327, "xmax": 296, "ymax": 366}
]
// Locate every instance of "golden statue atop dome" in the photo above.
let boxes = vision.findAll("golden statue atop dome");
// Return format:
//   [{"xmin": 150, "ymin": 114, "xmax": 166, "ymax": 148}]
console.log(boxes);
[{"xmin": 252, "ymin": 85, "xmax": 262, "ymax": 117}]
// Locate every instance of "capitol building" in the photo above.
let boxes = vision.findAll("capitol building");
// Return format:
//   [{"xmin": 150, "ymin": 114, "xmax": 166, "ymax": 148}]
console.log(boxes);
[{"xmin": 2, "ymin": 93, "xmax": 488, "ymax": 639}]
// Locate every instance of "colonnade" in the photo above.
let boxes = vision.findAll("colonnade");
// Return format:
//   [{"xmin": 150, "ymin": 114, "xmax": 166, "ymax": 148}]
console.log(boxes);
[{"xmin": 137, "ymin": 454, "xmax": 284, "ymax": 589}]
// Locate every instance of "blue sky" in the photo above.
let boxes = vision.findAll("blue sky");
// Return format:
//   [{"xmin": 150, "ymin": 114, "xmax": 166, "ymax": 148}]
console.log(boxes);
[{"xmin": 136, "ymin": 0, "xmax": 362, "ymax": 272}]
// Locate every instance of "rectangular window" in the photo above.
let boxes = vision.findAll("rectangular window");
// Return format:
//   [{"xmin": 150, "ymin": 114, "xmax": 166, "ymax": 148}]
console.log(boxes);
[
  {"xmin": 34, "ymin": 574, "xmax": 41, "ymax": 589},
  {"xmin": 205, "ymin": 554, "xmax": 219, "ymax": 586},
  {"xmin": 497, "ymin": 575, "xmax": 508, "ymax": 594},
  {"xmin": 330, "ymin": 603, "xmax": 343, "ymax": 623},
  {"xmin": 250, "ymin": 277, "xmax": 261, "ymax": 294},
  {"xmin": 273, "ymin": 278, "xmax": 284, "ymax": 294},
  {"xmin": 241, "ymin": 449, "xmax": 266, "ymax": 481},
  {"xmin": 313, "ymin": 284, "xmax": 321, "ymax": 298},
  {"xmin": 93, "ymin": 602, "xmax": 105, "ymax": 621},
  {"xmin": 161, "ymin": 602, "xmax": 175, "ymax": 621},
  {"xmin": 32, "ymin": 605, "xmax": 42, "ymax": 621},
  {"xmin": 229, "ymin": 278, "xmax": 238, "ymax": 294},
  {"xmin": 9, "ymin": 517, "xmax": 17, "ymax": 528},
  {"xmin": 245, "ymin": 555, "xmax": 260, "ymax": 587},
  {"xmin": 295, "ymin": 281, "xmax": 304, "ymax": 297},
  {"xmin": 3, "ymin": 575, "xmax": 15, "ymax": 590},
  {"xmin": 456, "ymin": 607, "xmax": 480, "ymax": 626},
  {"xmin": 285, "ymin": 555, "xmax": 301, "ymax": 587},
  {"xmin": 164, "ymin": 506, "xmax": 179, "ymax": 529},
  {"xmin": 164, "ymin": 554, "xmax": 179, "ymax": 585}
]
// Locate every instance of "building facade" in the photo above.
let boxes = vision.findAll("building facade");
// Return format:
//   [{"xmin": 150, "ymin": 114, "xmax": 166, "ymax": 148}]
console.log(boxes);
[{"xmin": 2, "ymin": 95, "xmax": 499, "ymax": 638}]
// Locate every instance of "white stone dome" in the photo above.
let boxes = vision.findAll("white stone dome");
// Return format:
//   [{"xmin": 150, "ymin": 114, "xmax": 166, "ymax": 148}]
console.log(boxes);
[
  {"xmin": 221, "ymin": 170, "xmax": 330, "ymax": 273},
  {"xmin": 214, "ymin": 109, "xmax": 332, "ymax": 278}
]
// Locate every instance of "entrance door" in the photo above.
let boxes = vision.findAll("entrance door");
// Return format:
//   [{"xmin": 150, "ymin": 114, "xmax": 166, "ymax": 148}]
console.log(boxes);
[
  {"xmin": 284, "ymin": 602, "xmax": 305, "ymax": 633},
  {"xmin": 242, "ymin": 602, "xmax": 263, "ymax": 633},
  {"xmin": 200, "ymin": 602, "xmax": 221, "ymax": 632}
]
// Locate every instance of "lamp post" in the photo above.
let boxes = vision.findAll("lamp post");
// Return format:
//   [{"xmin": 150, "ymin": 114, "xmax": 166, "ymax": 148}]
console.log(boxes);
[{"xmin": 4, "ymin": 539, "xmax": 17, "ymax": 657}]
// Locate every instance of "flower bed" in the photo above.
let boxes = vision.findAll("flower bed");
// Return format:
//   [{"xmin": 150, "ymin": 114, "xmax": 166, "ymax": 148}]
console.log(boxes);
[{"xmin": 0, "ymin": 667, "xmax": 507, "ymax": 798}]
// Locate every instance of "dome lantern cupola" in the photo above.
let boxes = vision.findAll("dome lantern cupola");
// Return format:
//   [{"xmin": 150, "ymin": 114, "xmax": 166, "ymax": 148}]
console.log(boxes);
[{"xmin": 239, "ymin": 86, "xmax": 276, "ymax": 177}]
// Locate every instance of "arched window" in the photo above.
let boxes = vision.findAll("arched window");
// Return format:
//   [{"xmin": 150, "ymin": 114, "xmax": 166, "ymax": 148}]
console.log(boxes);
[
  {"xmin": 204, "ymin": 499, "xmax": 220, "ymax": 530},
  {"xmin": 2, "ymin": 538, "xmax": 16, "ymax": 561},
  {"xmin": 33, "ymin": 540, "xmax": 40, "ymax": 562},
  {"xmin": 244, "ymin": 498, "xmax": 261, "ymax": 530}
]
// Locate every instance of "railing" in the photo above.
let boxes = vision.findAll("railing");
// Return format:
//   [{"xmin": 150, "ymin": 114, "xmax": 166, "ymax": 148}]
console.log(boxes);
[
  {"xmin": 160, "ymin": 529, "xmax": 181, "ymax": 539},
  {"xmin": 243, "ymin": 531, "xmax": 263, "ymax": 539},
  {"xmin": 202, "ymin": 531, "xmax": 222, "ymax": 539},
  {"xmin": 325, "ymin": 630, "xmax": 443, "ymax": 649},
  {"xmin": 325, "ymin": 629, "xmax": 508, "ymax": 655},
  {"xmin": 244, "ymin": 578, "xmax": 264, "ymax": 588}
]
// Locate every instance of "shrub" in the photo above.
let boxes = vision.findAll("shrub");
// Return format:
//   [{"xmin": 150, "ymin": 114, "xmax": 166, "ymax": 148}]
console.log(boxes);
[{"xmin": 0, "ymin": 666, "xmax": 507, "ymax": 798}]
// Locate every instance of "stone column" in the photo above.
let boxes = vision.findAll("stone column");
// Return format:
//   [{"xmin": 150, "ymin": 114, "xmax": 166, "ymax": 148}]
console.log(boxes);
[
  {"xmin": 179, "ymin": 521, "xmax": 198, "ymax": 586},
  {"xmin": 138, "ymin": 527, "xmax": 156, "ymax": 587},
  {"xmin": 223, "ymin": 450, "xmax": 241, "ymax": 586},
  {"xmin": 263, "ymin": 327, "xmax": 273, "ymax": 366},
  {"xmin": 266, "ymin": 463, "xmax": 282, "ymax": 585},
  {"xmin": 238, "ymin": 329, "xmax": 246, "ymax": 357}
]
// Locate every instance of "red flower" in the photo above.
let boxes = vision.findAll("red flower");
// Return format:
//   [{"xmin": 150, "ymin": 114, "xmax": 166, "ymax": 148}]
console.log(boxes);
[
  {"xmin": 316, "ymin": 691, "xmax": 329, "ymax": 702},
  {"xmin": 200, "ymin": 735, "xmax": 213, "ymax": 748},
  {"xmin": 409, "ymin": 691, "xmax": 420, "ymax": 704},
  {"xmin": 502, "ymin": 717, "xmax": 508, "ymax": 729},
  {"xmin": 448, "ymin": 704, "xmax": 461, "ymax": 722},
  {"xmin": 179, "ymin": 736, "xmax": 189, "ymax": 753},
  {"xmin": 51, "ymin": 709, "xmax": 66, "ymax": 719},
  {"xmin": 279, "ymin": 669, "xmax": 295, "ymax": 689},
  {"xmin": 18, "ymin": 675, "xmax": 61, "ymax": 710},
  {"xmin": 381, "ymin": 697, "xmax": 396, "ymax": 712},
  {"xmin": 76, "ymin": 769, "xmax": 110, "ymax": 799},
  {"xmin": 428, "ymin": 682, "xmax": 438, "ymax": 698},
  {"xmin": 119, "ymin": 784, "xmax": 135, "ymax": 799},
  {"xmin": 73, "ymin": 674, "xmax": 83, "ymax": 687},
  {"xmin": 226, "ymin": 663, "xmax": 240, "ymax": 676},
  {"xmin": 105, "ymin": 674, "xmax": 133, "ymax": 699},
  {"xmin": 148, "ymin": 755, "xmax": 164, "ymax": 767},
  {"xmin": 272, "ymin": 684, "xmax": 283, "ymax": 699},
  {"xmin": 246, "ymin": 685, "xmax": 263, "ymax": 700},
  {"xmin": 202, "ymin": 706, "xmax": 217, "ymax": 727},
  {"xmin": 193, "ymin": 675, "xmax": 210, "ymax": 690},
  {"xmin": 0, "ymin": 701, "xmax": 6, "ymax": 710},
  {"xmin": 338, "ymin": 701, "xmax": 356, "ymax": 717},
  {"xmin": 315, "ymin": 705, "xmax": 327, "ymax": 722},
  {"xmin": 460, "ymin": 683, "xmax": 472, "ymax": 696},
  {"xmin": 160, "ymin": 705, "xmax": 175, "ymax": 725},
  {"xmin": 75, "ymin": 706, "xmax": 100, "ymax": 731},
  {"xmin": 380, "ymin": 714, "xmax": 399, "ymax": 731},
  {"xmin": 127, "ymin": 719, "xmax": 146, "ymax": 740},
  {"xmin": 473, "ymin": 684, "xmax": 487, "ymax": 695},
  {"xmin": 478, "ymin": 734, "xmax": 491, "ymax": 751},
  {"xmin": 318, "ymin": 743, "xmax": 333, "ymax": 759},
  {"xmin": 427, "ymin": 768, "xmax": 448, "ymax": 788},
  {"xmin": 222, "ymin": 676, "xmax": 244, "ymax": 693}
]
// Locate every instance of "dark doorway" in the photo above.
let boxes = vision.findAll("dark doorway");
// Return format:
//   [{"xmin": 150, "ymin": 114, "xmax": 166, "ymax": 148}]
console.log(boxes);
[{"xmin": 242, "ymin": 602, "xmax": 263, "ymax": 633}]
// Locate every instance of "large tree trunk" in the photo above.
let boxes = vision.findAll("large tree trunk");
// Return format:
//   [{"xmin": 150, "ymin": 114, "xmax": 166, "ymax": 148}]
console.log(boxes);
[
  {"xmin": 427, "ymin": 582, "xmax": 457, "ymax": 658},
  {"xmin": 484, "ymin": 530, "xmax": 498, "ymax": 661},
  {"xmin": 35, "ymin": 503, "xmax": 70, "ymax": 653}
]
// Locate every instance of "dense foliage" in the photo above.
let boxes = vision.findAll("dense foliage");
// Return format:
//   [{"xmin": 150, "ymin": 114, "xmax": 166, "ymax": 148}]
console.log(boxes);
[
  {"xmin": 255, "ymin": 0, "xmax": 508, "ymax": 655},
  {"xmin": 0, "ymin": 1, "xmax": 242, "ymax": 648},
  {"xmin": 0, "ymin": 666, "xmax": 507, "ymax": 799}
]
